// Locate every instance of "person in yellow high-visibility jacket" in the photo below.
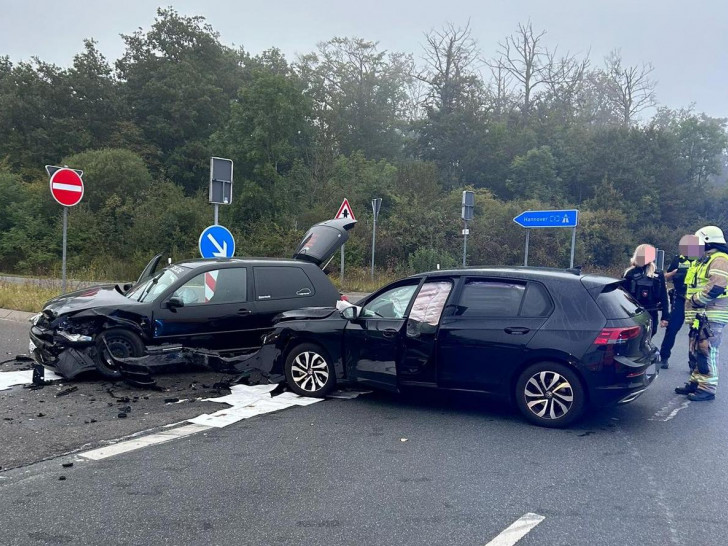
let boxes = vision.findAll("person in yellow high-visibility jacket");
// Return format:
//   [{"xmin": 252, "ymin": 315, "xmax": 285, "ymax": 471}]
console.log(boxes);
[{"xmin": 675, "ymin": 226, "xmax": 728, "ymax": 401}]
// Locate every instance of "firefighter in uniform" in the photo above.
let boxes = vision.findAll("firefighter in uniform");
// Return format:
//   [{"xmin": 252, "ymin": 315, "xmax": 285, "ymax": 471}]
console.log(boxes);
[{"xmin": 675, "ymin": 226, "xmax": 728, "ymax": 401}]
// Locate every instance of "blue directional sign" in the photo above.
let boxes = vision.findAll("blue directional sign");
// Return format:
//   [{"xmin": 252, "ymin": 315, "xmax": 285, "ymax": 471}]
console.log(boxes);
[
  {"xmin": 513, "ymin": 209, "xmax": 579, "ymax": 228},
  {"xmin": 199, "ymin": 225, "xmax": 235, "ymax": 258}
]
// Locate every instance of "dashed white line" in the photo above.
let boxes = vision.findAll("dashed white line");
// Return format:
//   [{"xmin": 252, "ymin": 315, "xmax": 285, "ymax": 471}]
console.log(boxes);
[
  {"xmin": 485, "ymin": 513, "xmax": 545, "ymax": 546},
  {"xmin": 80, "ymin": 424, "xmax": 211, "ymax": 460}
]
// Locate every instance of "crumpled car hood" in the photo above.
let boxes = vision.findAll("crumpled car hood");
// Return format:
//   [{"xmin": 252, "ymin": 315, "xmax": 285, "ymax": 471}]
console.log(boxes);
[{"xmin": 43, "ymin": 284, "xmax": 138, "ymax": 318}]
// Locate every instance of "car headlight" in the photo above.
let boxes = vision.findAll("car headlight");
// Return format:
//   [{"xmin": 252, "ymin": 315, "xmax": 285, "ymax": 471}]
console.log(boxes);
[
  {"xmin": 58, "ymin": 330, "xmax": 93, "ymax": 343},
  {"xmin": 29, "ymin": 313, "xmax": 42, "ymax": 326}
]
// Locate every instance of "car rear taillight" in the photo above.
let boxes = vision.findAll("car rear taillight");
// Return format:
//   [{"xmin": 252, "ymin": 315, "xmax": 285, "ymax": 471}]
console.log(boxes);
[{"xmin": 594, "ymin": 326, "xmax": 641, "ymax": 345}]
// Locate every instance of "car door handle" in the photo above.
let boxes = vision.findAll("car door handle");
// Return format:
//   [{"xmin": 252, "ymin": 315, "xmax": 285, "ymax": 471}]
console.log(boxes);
[
  {"xmin": 382, "ymin": 328, "xmax": 398, "ymax": 338},
  {"xmin": 504, "ymin": 327, "xmax": 530, "ymax": 335},
  {"xmin": 237, "ymin": 308, "xmax": 252, "ymax": 316}
]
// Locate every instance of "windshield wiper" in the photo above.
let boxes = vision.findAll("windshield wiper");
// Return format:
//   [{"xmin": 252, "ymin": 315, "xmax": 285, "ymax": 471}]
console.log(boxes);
[{"xmin": 137, "ymin": 277, "xmax": 159, "ymax": 303}]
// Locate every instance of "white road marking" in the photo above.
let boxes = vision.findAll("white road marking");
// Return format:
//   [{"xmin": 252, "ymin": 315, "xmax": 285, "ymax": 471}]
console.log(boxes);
[
  {"xmin": 649, "ymin": 397, "xmax": 691, "ymax": 421},
  {"xmin": 78, "ymin": 385, "xmax": 328, "ymax": 460},
  {"xmin": 0, "ymin": 369, "xmax": 63, "ymax": 391},
  {"xmin": 51, "ymin": 182, "xmax": 83, "ymax": 192},
  {"xmin": 80, "ymin": 424, "xmax": 211, "ymax": 460},
  {"xmin": 485, "ymin": 513, "xmax": 545, "ymax": 546}
]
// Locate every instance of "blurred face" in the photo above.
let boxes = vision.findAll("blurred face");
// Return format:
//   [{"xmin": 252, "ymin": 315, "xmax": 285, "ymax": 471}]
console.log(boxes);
[
  {"xmin": 679, "ymin": 234, "xmax": 704, "ymax": 258},
  {"xmin": 634, "ymin": 245, "xmax": 656, "ymax": 266}
]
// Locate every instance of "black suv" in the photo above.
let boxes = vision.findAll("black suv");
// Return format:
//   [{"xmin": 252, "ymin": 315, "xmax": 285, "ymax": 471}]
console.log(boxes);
[
  {"xmin": 29, "ymin": 219, "xmax": 355, "ymax": 379},
  {"xmin": 257, "ymin": 267, "xmax": 660, "ymax": 427}
]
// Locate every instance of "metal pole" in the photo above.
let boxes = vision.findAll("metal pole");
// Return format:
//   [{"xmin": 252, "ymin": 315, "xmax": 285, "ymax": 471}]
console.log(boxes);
[
  {"xmin": 570, "ymin": 227, "xmax": 576, "ymax": 269},
  {"xmin": 214, "ymin": 203, "xmax": 219, "ymax": 226},
  {"xmin": 340, "ymin": 245, "xmax": 345, "ymax": 283},
  {"xmin": 524, "ymin": 229, "xmax": 530, "ymax": 266},
  {"xmin": 371, "ymin": 216, "xmax": 377, "ymax": 280},
  {"xmin": 462, "ymin": 220, "xmax": 468, "ymax": 267},
  {"xmin": 62, "ymin": 207, "xmax": 68, "ymax": 293}
]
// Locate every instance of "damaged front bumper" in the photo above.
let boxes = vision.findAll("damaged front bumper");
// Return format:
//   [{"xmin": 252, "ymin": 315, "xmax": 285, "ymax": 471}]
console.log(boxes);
[{"xmin": 29, "ymin": 326, "xmax": 98, "ymax": 378}]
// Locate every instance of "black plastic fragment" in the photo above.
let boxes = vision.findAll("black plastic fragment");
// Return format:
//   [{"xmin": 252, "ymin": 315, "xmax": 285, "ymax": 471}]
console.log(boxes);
[
  {"xmin": 55, "ymin": 386, "xmax": 78, "ymax": 397},
  {"xmin": 62, "ymin": 462, "xmax": 73, "ymax": 468}
]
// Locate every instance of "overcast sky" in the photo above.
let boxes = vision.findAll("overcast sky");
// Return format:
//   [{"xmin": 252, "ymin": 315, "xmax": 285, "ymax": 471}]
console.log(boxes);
[{"xmin": 1, "ymin": 0, "xmax": 726, "ymax": 119}]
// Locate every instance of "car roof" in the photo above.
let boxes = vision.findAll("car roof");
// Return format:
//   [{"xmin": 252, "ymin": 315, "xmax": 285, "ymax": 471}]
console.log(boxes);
[
  {"xmin": 172, "ymin": 257, "xmax": 314, "ymax": 269},
  {"xmin": 412, "ymin": 266, "xmax": 618, "ymax": 285}
]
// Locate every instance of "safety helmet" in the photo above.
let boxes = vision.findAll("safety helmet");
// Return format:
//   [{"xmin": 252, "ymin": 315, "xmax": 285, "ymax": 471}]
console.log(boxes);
[{"xmin": 695, "ymin": 225, "xmax": 726, "ymax": 245}]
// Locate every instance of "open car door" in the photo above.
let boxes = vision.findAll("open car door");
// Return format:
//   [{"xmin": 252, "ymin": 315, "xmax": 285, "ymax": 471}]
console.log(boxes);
[
  {"xmin": 135, "ymin": 254, "xmax": 164, "ymax": 286},
  {"xmin": 292, "ymin": 219, "xmax": 356, "ymax": 268}
]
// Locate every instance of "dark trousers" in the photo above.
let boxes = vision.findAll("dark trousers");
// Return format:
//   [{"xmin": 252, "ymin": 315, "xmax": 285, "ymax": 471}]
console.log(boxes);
[{"xmin": 660, "ymin": 296, "xmax": 685, "ymax": 362}]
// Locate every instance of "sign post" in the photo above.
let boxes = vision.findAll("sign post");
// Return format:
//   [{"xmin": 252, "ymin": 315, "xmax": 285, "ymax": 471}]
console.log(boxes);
[
  {"xmin": 371, "ymin": 198, "xmax": 382, "ymax": 280},
  {"xmin": 46, "ymin": 165, "xmax": 84, "ymax": 293},
  {"xmin": 335, "ymin": 199, "xmax": 356, "ymax": 283},
  {"xmin": 461, "ymin": 191, "xmax": 474, "ymax": 267},
  {"xmin": 512, "ymin": 209, "xmax": 579, "ymax": 268},
  {"xmin": 209, "ymin": 157, "xmax": 234, "ymax": 225}
]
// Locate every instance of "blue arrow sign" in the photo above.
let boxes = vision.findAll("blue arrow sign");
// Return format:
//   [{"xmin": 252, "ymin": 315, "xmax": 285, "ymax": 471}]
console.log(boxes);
[
  {"xmin": 199, "ymin": 225, "xmax": 236, "ymax": 258},
  {"xmin": 513, "ymin": 209, "xmax": 579, "ymax": 228}
]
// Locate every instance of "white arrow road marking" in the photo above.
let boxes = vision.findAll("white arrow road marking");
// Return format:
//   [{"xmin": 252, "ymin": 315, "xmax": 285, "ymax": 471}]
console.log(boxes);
[
  {"xmin": 207, "ymin": 233, "xmax": 228, "ymax": 257},
  {"xmin": 485, "ymin": 513, "xmax": 545, "ymax": 546},
  {"xmin": 51, "ymin": 183, "xmax": 83, "ymax": 192}
]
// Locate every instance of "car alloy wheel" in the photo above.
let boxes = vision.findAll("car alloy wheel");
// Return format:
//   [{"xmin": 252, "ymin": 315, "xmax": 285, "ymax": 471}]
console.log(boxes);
[
  {"xmin": 515, "ymin": 362, "xmax": 585, "ymax": 428},
  {"xmin": 284, "ymin": 343, "xmax": 335, "ymax": 397},
  {"xmin": 524, "ymin": 371, "xmax": 574, "ymax": 420}
]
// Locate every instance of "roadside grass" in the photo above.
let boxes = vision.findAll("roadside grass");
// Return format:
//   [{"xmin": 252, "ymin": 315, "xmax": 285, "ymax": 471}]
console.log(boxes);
[
  {"xmin": 0, "ymin": 281, "xmax": 63, "ymax": 313},
  {"xmin": 332, "ymin": 267, "xmax": 401, "ymax": 293}
]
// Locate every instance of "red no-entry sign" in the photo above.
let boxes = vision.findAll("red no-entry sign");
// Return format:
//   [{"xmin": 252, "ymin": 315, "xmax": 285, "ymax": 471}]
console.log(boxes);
[{"xmin": 49, "ymin": 167, "xmax": 84, "ymax": 207}]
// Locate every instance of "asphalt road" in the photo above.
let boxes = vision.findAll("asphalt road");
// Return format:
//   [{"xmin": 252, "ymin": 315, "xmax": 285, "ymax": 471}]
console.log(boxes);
[{"xmin": 1, "ymin": 316, "xmax": 727, "ymax": 545}]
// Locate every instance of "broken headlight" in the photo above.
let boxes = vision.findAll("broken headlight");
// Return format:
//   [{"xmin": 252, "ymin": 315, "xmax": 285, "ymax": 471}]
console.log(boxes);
[
  {"xmin": 29, "ymin": 313, "xmax": 42, "ymax": 326},
  {"xmin": 58, "ymin": 330, "xmax": 94, "ymax": 343}
]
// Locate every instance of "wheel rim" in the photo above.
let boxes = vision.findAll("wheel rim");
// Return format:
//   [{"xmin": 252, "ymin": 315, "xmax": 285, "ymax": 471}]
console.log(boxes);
[
  {"xmin": 107, "ymin": 337, "xmax": 135, "ymax": 358},
  {"xmin": 523, "ymin": 370, "xmax": 574, "ymax": 420},
  {"xmin": 290, "ymin": 351, "xmax": 330, "ymax": 392}
]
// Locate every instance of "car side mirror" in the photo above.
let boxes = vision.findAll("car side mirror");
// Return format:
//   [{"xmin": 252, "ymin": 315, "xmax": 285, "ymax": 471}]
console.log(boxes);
[
  {"xmin": 166, "ymin": 296, "xmax": 184, "ymax": 309},
  {"xmin": 341, "ymin": 306, "xmax": 359, "ymax": 320}
]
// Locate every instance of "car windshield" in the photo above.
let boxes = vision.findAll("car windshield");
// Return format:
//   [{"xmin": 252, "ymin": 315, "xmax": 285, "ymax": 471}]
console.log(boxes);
[{"xmin": 125, "ymin": 268, "xmax": 181, "ymax": 303}]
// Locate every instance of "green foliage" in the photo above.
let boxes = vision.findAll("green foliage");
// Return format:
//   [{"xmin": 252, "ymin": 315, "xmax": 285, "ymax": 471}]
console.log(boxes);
[{"xmin": 0, "ymin": 13, "xmax": 726, "ymax": 282}]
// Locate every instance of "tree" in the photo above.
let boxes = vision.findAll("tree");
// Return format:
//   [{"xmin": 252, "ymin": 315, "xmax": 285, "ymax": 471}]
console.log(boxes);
[
  {"xmin": 296, "ymin": 37, "xmax": 414, "ymax": 161},
  {"xmin": 600, "ymin": 50, "xmax": 656, "ymax": 125},
  {"xmin": 116, "ymin": 8, "xmax": 244, "ymax": 192}
]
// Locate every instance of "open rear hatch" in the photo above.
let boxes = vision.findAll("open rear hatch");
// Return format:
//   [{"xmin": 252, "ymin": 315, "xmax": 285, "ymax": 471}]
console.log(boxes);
[{"xmin": 292, "ymin": 218, "xmax": 356, "ymax": 268}]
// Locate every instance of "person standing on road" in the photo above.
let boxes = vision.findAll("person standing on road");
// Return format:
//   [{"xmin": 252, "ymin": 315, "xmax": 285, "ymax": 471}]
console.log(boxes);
[
  {"xmin": 675, "ymin": 226, "xmax": 728, "ymax": 401},
  {"xmin": 623, "ymin": 244, "xmax": 669, "ymax": 337},
  {"xmin": 659, "ymin": 235, "xmax": 700, "ymax": 369}
]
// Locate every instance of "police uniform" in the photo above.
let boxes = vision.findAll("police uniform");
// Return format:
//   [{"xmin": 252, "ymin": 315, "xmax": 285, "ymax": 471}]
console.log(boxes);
[
  {"xmin": 658, "ymin": 255, "xmax": 692, "ymax": 368},
  {"xmin": 676, "ymin": 226, "xmax": 728, "ymax": 401}
]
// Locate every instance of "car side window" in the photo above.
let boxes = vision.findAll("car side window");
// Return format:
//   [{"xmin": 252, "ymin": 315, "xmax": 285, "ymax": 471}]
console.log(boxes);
[
  {"xmin": 172, "ymin": 268, "xmax": 247, "ymax": 305},
  {"xmin": 520, "ymin": 282, "xmax": 553, "ymax": 317},
  {"xmin": 456, "ymin": 280, "xmax": 526, "ymax": 317},
  {"xmin": 361, "ymin": 284, "xmax": 418, "ymax": 319},
  {"xmin": 407, "ymin": 281, "xmax": 453, "ymax": 337},
  {"xmin": 254, "ymin": 266, "xmax": 315, "ymax": 301}
]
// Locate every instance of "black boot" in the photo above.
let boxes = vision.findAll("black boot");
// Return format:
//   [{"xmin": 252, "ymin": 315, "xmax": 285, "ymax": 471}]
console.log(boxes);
[
  {"xmin": 675, "ymin": 382, "xmax": 698, "ymax": 395},
  {"xmin": 660, "ymin": 358, "xmax": 669, "ymax": 369},
  {"xmin": 688, "ymin": 390, "xmax": 715, "ymax": 401}
]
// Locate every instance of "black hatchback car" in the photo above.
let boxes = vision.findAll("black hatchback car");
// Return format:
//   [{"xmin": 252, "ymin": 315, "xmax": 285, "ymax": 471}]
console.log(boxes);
[
  {"xmin": 29, "ymin": 219, "xmax": 355, "ymax": 379},
  {"xmin": 258, "ymin": 267, "xmax": 660, "ymax": 427}
]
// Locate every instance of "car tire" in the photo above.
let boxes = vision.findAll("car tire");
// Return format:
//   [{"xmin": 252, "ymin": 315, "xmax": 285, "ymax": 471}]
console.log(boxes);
[
  {"xmin": 284, "ymin": 343, "xmax": 336, "ymax": 397},
  {"xmin": 515, "ymin": 362, "xmax": 585, "ymax": 428},
  {"xmin": 95, "ymin": 329, "xmax": 145, "ymax": 379}
]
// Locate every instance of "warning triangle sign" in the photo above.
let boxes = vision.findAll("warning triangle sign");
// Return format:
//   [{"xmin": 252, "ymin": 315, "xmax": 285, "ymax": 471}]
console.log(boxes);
[{"xmin": 335, "ymin": 198, "xmax": 356, "ymax": 221}]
